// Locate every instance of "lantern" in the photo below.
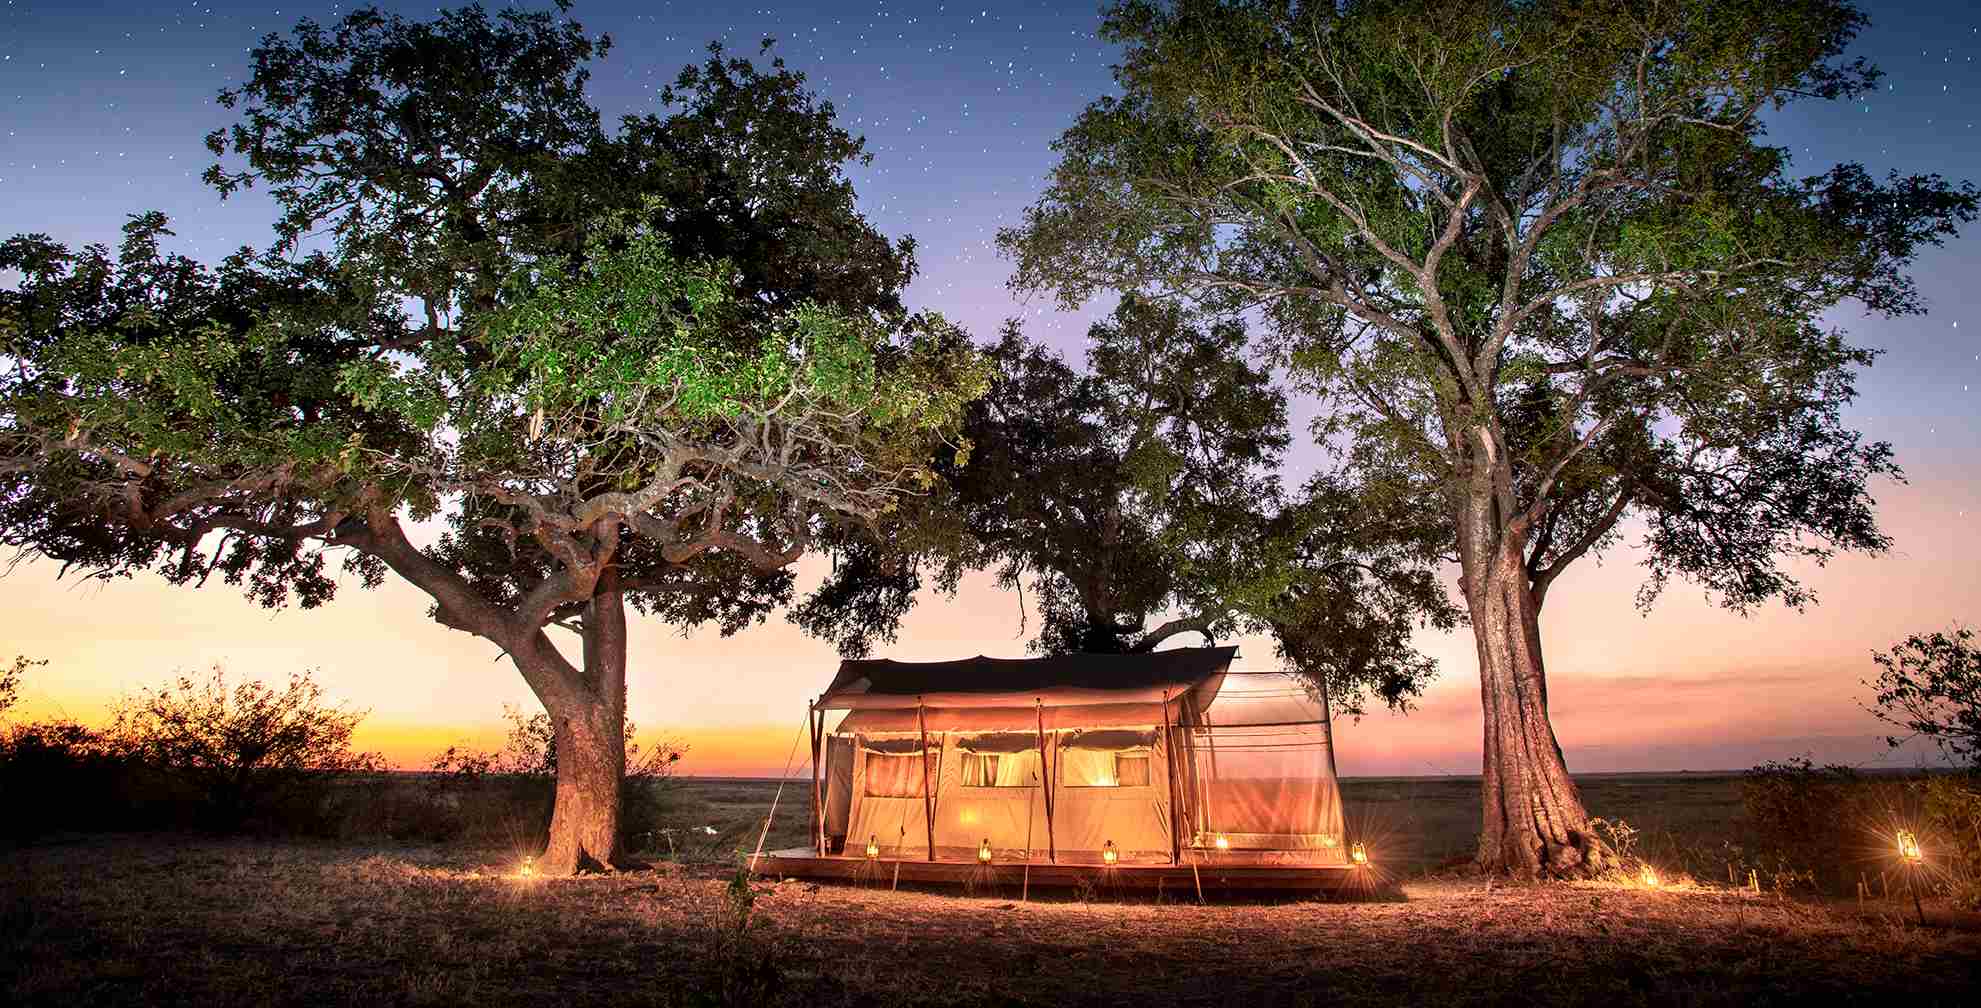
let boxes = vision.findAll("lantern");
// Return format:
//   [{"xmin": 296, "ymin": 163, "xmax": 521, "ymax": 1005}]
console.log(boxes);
[
  {"xmin": 1213, "ymin": 834, "xmax": 1230, "ymax": 852},
  {"xmin": 978, "ymin": 838, "xmax": 993, "ymax": 863},
  {"xmin": 1102, "ymin": 840, "xmax": 1118, "ymax": 866},
  {"xmin": 1639, "ymin": 865, "xmax": 1659, "ymax": 888},
  {"xmin": 1350, "ymin": 842, "xmax": 1368, "ymax": 866},
  {"xmin": 519, "ymin": 855, "xmax": 536, "ymax": 879},
  {"xmin": 1897, "ymin": 829, "xmax": 1923, "ymax": 864},
  {"xmin": 865, "ymin": 835, "xmax": 880, "ymax": 860}
]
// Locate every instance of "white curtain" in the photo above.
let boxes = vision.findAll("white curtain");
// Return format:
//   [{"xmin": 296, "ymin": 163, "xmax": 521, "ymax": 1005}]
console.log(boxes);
[
  {"xmin": 962, "ymin": 751, "xmax": 1040, "ymax": 787},
  {"xmin": 1058, "ymin": 748, "xmax": 1118, "ymax": 787}
]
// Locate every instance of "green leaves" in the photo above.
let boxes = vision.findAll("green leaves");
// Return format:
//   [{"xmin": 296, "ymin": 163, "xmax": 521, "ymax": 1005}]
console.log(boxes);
[{"xmin": 1008, "ymin": 0, "xmax": 1976, "ymax": 625}]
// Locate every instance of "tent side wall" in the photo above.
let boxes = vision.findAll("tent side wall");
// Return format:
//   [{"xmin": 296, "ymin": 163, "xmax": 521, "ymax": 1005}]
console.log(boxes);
[{"xmin": 832, "ymin": 725, "xmax": 1179, "ymax": 862}]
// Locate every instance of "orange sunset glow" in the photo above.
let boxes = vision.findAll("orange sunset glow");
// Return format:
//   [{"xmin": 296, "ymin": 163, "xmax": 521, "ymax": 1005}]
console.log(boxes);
[{"xmin": 7, "ymin": 463, "xmax": 1974, "ymax": 778}]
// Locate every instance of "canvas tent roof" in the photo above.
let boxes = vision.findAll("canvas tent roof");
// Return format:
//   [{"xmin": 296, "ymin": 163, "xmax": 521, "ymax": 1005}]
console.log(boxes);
[{"xmin": 818, "ymin": 646, "xmax": 1238, "ymax": 711}]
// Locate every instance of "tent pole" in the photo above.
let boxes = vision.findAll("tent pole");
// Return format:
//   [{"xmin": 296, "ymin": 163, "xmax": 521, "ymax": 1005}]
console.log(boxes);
[
  {"xmin": 1161, "ymin": 689, "xmax": 1181, "ymax": 866},
  {"xmin": 917, "ymin": 699, "xmax": 935, "ymax": 862},
  {"xmin": 1035, "ymin": 699, "xmax": 1056, "ymax": 864},
  {"xmin": 809, "ymin": 700, "xmax": 824, "ymax": 856}
]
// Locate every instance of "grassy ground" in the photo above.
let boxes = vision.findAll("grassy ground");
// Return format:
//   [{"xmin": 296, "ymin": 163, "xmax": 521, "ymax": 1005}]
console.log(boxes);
[{"xmin": 5, "ymin": 774, "xmax": 1974, "ymax": 1007}]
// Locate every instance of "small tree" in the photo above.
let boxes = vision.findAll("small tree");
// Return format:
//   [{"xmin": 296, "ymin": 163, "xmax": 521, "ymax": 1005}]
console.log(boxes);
[
  {"xmin": 109, "ymin": 666, "xmax": 379, "ymax": 826},
  {"xmin": 1867, "ymin": 628, "xmax": 1981, "ymax": 768}
]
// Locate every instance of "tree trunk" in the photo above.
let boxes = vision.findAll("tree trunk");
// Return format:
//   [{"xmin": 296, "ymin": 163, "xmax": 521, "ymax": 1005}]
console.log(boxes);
[
  {"xmin": 537, "ymin": 569, "xmax": 628, "ymax": 874},
  {"xmin": 1461, "ymin": 508, "xmax": 1608, "ymax": 878}
]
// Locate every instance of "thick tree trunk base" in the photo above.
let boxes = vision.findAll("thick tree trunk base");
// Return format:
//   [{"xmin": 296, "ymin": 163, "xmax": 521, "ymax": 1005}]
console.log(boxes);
[
  {"xmin": 537, "ymin": 704, "xmax": 624, "ymax": 875},
  {"xmin": 1468, "ymin": 542, "xmax": 1611, "ymax": 880}
]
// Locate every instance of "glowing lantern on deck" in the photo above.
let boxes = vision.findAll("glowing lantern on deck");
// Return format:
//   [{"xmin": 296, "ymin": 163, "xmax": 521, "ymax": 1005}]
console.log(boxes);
[
  {"xmin": 978, "ymin": 838, "xmax": 993, "ymax": 864},
  {"xmin": 865, "ymin": 835, "xmax": 880, "ymax": 860},
  {"xmin": 1639, "ymin": 865, "xmax": 1660, "ymax": 888},
  {"xmin": 1102, "ymin": 840, "xmax": 1118, "ymax": 866},
  {"xmin": 1350, "ymin": 842, "xmax": 1368, "ymax": 866},
  {"xmin": 518, "ymin": 855, "xmax": 536, "ymax": 879},
  {"xmin": 1897, "ymin": 829, "xmax": 1923, "ymax": 864},
  {"xmin": 1213, "ymin": 834, "xmax": 1230, "ymax": 852}
]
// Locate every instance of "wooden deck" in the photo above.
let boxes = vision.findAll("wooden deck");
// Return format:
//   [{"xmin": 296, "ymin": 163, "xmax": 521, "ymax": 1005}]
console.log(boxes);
[{"xmin": 750, "ymin": 848, "xmax": 1367, "ymax": 893}]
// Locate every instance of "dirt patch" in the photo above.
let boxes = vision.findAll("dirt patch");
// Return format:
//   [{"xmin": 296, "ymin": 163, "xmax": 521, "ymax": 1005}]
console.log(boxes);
[{"xmin": 4, "ymin": 835, "xmax": 1977, "ymax": 1006}]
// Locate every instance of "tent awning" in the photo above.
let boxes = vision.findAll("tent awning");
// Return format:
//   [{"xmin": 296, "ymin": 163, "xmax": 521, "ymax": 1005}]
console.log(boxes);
[
  {"xmin": 819, "ymin": 646, "xmax": 1237, "ymax": 711},
  {"xmin": 836, "ymin": 702, "xmax": 1173, "ymax": 734}
]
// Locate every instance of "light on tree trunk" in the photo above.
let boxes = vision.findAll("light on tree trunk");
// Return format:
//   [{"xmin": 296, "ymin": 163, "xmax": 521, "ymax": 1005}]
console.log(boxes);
[
  {"xmin": 978, "ymin": 838, "xmax": 993, "ymax": 864},
  {"xmin": 1897, "ymin": 829, "xmax": 1923, "ymax": 864},
  {"xmin": 1639, "ymin": 865, "xmax": 1659, "ymax": 888},
  {"xmin": 1350, "ymin": 842, "xmax": 1367, "ymax": 866},
  {"xmin": 1102, "ymin": 840, "xmax": 1118, "ymax": 865},
  {"xmin": 1319, "ymin": 833, "xmax": 1339, "ymax": 849},
  {"xmin": 1213, "ymin": 834, "xmax": 1230, "ymax": 852},
  {"xmin": 865, "ymin": 835, "xmax": 880, "ymax": 860}
]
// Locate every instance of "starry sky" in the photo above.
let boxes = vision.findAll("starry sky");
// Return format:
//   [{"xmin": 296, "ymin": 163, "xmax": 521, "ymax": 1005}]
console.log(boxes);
[{"xmin": 2, "ymin": 1, "xmax": 1978, "ymax": 778}]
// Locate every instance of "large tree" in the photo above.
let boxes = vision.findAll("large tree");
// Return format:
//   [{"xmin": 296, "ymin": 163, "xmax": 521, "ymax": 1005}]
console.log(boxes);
[
  {"xmin": 0, "ymin": 4, "xmax": 982, "ymax": 873},
  {"xmin": 1002, "ymin": 0, "xmax": 1976, "ymax": 875},
  {"xmin": 952, "ymin": 296, "xmax": 1454, "ymax": 714}
]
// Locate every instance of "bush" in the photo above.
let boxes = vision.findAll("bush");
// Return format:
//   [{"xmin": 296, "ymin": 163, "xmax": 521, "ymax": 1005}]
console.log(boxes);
[
  {"xmin": 1919, "ymin": 773, "xmax": 1981, "ymax": 909},
  {"xmin": 0, "ymin": 719, "xmax": 195, "ymax": 841},
  {"xmin": 108, "ymin": 666, "xmax": 380, "ymax": 830},
  {"xmin": 429, "ymin": 704, "xmax": 685, "ymax": 854},
  {"xmin": 1737, "ymin": 757, "xmax": 1981, "ymax": 900}
]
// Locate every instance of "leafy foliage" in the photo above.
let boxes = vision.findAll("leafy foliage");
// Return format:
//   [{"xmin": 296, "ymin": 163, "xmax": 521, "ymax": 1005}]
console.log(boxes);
[
  {"xmin": 1867, "ymin": 627, "xmax": 1981, "ymax": 768},
  {"xmin": 1002, "ymin": 0, "xmax": 1977, "ymax": 617},
  {"xmin": 0, "ymin": 656, "xmax": 37, "ymax": 718},
  {"xmin": 949, "ymin": 298, "xmax": 1453, "ymax": 712},
  {"xmin": 109, "ymin": 666, "xmax": 380, "ymax": 826}
]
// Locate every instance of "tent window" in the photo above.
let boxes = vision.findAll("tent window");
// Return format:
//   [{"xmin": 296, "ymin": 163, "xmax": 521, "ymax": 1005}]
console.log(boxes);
[
  {"xmin": 863, "ymin": 753, "xmax": 926, "ymax": 797},
  {"xmin": 1059, "ymin": 749, "xmax": 1153, "ymax": 788},
  {"xmin": 961, "ymin": 751, "xmax": 1039, "ymax": 787}
]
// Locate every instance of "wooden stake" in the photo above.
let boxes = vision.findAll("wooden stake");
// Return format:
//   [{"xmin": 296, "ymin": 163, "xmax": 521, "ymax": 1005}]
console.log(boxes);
[
  {"xmin": 1035, "ymin": 700, "xmax": 1056, "ymax": 864},
  {"xmin": 917, "ymin": 699, "xmax": 935, "ymax": 862},
  {"xmin": 809, "ymin": 702, "xmax": 825, "ymax": 856},
  {"xmin": 1161, "ymin": 690, "xmax": 1182, "ymax": 866},
  {"xmin": 1191, "ymin": 859, "xmax": 1204, "ymax": 904}
]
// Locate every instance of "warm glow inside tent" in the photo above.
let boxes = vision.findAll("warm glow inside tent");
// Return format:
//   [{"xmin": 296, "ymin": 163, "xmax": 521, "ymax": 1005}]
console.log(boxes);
[{"xmin": 805, "ymin": 646, "xmax": 1349, "ymax": 866}]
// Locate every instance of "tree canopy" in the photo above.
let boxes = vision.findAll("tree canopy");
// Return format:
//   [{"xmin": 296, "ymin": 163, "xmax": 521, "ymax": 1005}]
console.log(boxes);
[{"xmin": 950, "ymin": 297, "xmax": 1453, "ymax": 713}]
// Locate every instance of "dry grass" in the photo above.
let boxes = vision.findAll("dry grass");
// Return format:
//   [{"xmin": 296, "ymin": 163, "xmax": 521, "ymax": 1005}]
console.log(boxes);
[
  {"xmin": 4, "ymin": 832, "xmax": 1978, "ymax": 1007},
  {"xmin": 4, "ymin": 774, "xmax": 1974, "ymax": 1006}
]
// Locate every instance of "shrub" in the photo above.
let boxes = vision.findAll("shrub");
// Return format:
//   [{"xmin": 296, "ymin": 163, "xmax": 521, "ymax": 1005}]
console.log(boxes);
[
  {"xmin": 430, "ymin": 704, "xmax": 685, "ymax": 853},
  {"xmin": 1919, "ymin": 773, "xmax": 1981, "ymax": 909},
  {"xmin": 1738, "ymin": 757, "xmax": 1981, "ymax": 900},
  {"xmin": 0, "ymin": 719, "xmax": 195, "ymax": 841},
  {"xmin": 108, "ymin": 666, "xmax": 380, "ymax": 829}
]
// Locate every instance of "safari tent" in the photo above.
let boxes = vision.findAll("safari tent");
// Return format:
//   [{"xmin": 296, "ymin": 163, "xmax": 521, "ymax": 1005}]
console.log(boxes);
[{"xmin": 761, "ymin": 647, "xmax": 1358, "ymax": 888}]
